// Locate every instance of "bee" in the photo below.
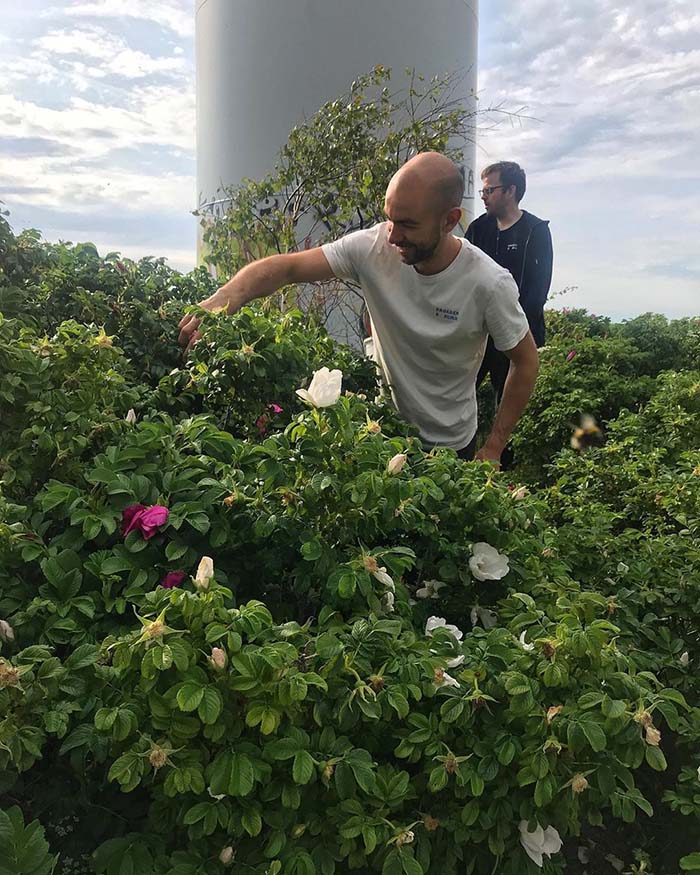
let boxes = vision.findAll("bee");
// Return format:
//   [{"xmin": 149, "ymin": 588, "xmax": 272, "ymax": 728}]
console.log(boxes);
[{"xmin": 570, "ymin": 414, "xmax": 604, "ymax": 451}]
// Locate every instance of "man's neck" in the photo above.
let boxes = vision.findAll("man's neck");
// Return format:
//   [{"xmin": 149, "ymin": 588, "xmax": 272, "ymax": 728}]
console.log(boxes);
[
  {"xmin": 496, "ymin": 206, "xmax": 523, "ymax": 232},
  {"xmin": 413, "ymin": 234, "xmax": 462, "ymax": 276}
]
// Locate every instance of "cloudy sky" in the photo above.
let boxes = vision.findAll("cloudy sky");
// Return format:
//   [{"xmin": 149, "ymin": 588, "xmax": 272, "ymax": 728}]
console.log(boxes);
[{"xmin": 2, "ymin": 1, "xmax": 699, "ymax": 319}]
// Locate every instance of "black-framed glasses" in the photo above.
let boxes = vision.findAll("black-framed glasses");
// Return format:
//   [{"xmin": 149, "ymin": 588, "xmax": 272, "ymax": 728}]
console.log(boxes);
[{"xmin": 479, "ymin": 185, "xmax": 505, "ymax": 197}]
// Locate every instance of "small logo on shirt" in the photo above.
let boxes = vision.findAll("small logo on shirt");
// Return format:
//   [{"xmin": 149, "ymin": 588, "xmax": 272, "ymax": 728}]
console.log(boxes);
[
  {"xmin": 435, "ymin": 306, "xmax": 459, "ymax": 322},
  {"xmin": 506, "ymin": 243, "xmax": 518, "ymax": 251}
]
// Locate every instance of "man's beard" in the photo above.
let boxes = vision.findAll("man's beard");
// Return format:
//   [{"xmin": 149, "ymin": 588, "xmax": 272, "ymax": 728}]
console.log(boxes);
[{"xmin": 398, "ymin": 234, "xmax": 441, "ymax": 265}]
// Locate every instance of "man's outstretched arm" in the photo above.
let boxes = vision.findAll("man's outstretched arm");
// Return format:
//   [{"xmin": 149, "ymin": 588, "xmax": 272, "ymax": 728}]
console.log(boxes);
[
  {"xmin": 178, "ymin": 248, "xmax": 336, "ymax": 353},
  {"xmin": 475, "ymin": 331, "xmax": 539, "ymax": 465}
]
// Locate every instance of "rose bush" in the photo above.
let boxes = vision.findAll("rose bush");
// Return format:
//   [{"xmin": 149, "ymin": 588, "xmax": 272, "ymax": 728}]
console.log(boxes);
[{"xmin": 1, "ymin": 219, "xmax": 700, "ymax": 874}]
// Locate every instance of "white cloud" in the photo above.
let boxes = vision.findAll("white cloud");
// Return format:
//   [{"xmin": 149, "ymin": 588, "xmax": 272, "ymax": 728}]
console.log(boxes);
[{"xmin": 53, "ymin": 0, "xmax": 194, "ymax": 38}]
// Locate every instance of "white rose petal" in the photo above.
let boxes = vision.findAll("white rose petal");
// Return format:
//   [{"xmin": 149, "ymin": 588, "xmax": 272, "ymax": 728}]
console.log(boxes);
[
  {"xmin": 511, "ymin": 485, "xmax": 527, "ymax": 500},
  {"xmin": 425, "ymin": 616, "xmax": 464, "ymax": 642},
  {"xmin": 219, "ymin": 846, "xmax": 234, "ymax": 865},
  {"xmin": 382, "ymin": 591, "xmax": 395, "ymax": 612},
  {"xmin": 296, "ymin": 367, "xmax": 343, "ymax": 408},
  {"xmin": 208, "ymin": 787, "xmax": 226, "ymax": 801},
  {"xmin": 194, "ymin": 556, "xmax": 215, "ymax": 589},
  {"xmin": 469, "ymin": 542, "xmax": 510, "ymax": 582},
  {"xmin": 519, "ymin": 821, "xmax": 562, "ymax": 869},
  {"xmin": 0, "ymin": 619, "xmax": 15, "ymax": 643},
  {"xmin": 373, "ymin": 567, "xmax": 395, "ymax": 590},
  {"xmin": 125, "ymin": 408, "xmax": 137, "ymax": 425},
  {"xmin": 415, "ymin": 579, "xmax": 446, "ymax": 600},
  {"xmin": 697, "ymin": 765, "xmax": 700, "ymax": 782},
  {"xmin": 519, "ymin": 630, "xmax": 535, "ymax": 652},
  {"xmin": 447, "ymin": 654, "xmax": 465, "ymax": 669},
  {"xmin": 387, "ymin": 452, "xmax": 408, "ymax": 475},
  {"xmin": 680, "ymin": 651, "xmax": 689, "ymax": 667},
  {"xmin": 471, "ymin": 605, "xmax": 498, "ymax": 629},
  {"xmin": 437, "ymin": 671, "xmax": 460, "ymax": 689}
]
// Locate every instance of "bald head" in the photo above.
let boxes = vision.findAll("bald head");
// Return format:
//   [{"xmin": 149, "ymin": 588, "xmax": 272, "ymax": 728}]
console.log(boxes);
[{"xmin": 387, "ymin": 152, "xmax": 465, "ymax": 213}]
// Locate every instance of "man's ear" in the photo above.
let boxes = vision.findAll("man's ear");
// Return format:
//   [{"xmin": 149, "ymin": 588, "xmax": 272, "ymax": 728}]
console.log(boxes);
[{"xmin": 444, "ymin": 206, "xmax": 463, "ymax": 232}]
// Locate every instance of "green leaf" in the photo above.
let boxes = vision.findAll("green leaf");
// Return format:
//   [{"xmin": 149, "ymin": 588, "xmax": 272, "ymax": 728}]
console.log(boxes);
[
  {"xmin": 198, "ymin": 687, "xmax": 223, "ymax": 724},
  {"xmin": 680, "ymin": 853, "xmax": 700, "ymax": 871},
  {"xmin": 644, "ymin": 745, "xmax": 667, "ymax": 771},
  {"xmin": 177, "ymin": 682, "xmax": 205, "ymax": 713},
  {"xmin": 293, "ymin": 750, "xmax": 315, "ymax": 785},
  {"xmin": 580, "ymin": 721, "xmax": 607, "ymax": 752}
]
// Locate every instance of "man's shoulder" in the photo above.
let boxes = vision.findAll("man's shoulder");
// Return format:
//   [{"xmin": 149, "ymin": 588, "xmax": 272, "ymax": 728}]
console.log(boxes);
[
  {"xmin": 520, "ymin": 210, "xmax": 549, "ymax": 230},
  {"xmin": 326, "ymin": 222, "xmax": 388, "ymax": 253},
  {"xmin": 462, "ymin": 239, "xmax": 518, "ymax": 290}
]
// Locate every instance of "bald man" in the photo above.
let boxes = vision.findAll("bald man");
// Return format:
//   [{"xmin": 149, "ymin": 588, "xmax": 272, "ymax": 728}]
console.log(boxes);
[{"xmin": 178, "ymin": 152, "xmax": 539, "ymax": 464}]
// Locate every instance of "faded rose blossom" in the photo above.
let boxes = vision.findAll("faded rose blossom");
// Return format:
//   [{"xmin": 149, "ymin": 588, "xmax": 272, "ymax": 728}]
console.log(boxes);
[
  {"xmin": 425, "ymin": 616, "xmax": 464, "ymax": 642},
  {"xmin": 510, "ymin": 485, "xmax": 528, "ymax": 500},
  {"xmin": 219, "ymin": 846, "xmax": 235, "ymax": 865},
  {"xmin": 296, "ymin": 367, "xmax": 343, "ymax": 407},
  {"xmin": 443, "ymin": 753, "xmax": 458, "ymax": 774},
  {"xmin": 209, "ymin": 647, "xmax": 227, "ymax": 670},
  {"xmin": 469, "ymin": 542, "xmax": 510, "ymax": 581},
  {"xmin": 149, "ymin": 746, "xmax": 168, "ymax": 770},
  {"xmin": 125, "ymin": 408, "xmax": 137, "ymax": 425},
  {"xmin": 424, "ymin": 816, "xmax": 440, "ymax": 832},
  {"xmin": 519, "ymin": 821, "xmax": 563, "ymax": 868},
  {"xmin": 645, "ymin": 725, "xmax": 661, "ymax": 746},
  {"xmin": 115, "ymin": 261, "xmax": 126, "ymax": 274},
  {"xmin": 223, "ymin": 492, "xmax": 238, "ymax": 507},
  {"xmin": 0, "ymin": 660, "xmax": 20, "ymax": 688},
  {"xmin": 396, "ymin": 830, "xmax": 415, "ymax": 847},
  {"xmin": 122, "ymin": 504, "xmax": 169, "ymax": 539},
  {"xmin": 634, "ymin": 709, "xmax": 653, "ymax": 728},
  {"xmin": 382, "ymin": 590, "xmax": 395, "ymax": 612},
  {"xmin": 546, "ymin": 705, "xmax": 563, "ymax": 724},
  {"xmin": 571, "ymin": 774, "xmax": 589, "ymax": 794},
  {"xmin": 387, "ymin": 453, "xmax": 408, "ymax": 475},
  {"xmin": 0, "ymin": 620, "xmax": 14, "ymax": 643},
  {"xmin": 366, "ymin": 420, "xmax": 382, "ymax": 434},
  {"xmin": 256, "ymin": 403, "xmax": 284, "ymax": 437},
  {"xmin": 194, "ymin": 556, "xmax": 215, "ymax": 589}
]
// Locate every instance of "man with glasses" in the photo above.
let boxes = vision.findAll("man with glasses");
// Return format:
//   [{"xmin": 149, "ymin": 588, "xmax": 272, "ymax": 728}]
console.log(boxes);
[{"xmin": 466, "ymin": 162, "xmax": 553, "ymax": 466}]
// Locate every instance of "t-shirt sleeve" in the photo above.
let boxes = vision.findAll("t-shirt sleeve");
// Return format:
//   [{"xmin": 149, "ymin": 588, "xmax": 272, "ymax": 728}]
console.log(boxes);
[
  {"xmin": 321, "ymin": 231, "xmax": 366, "ymax": 284},
  {"xmin": 484, "ymin": 274, "xmax": 531, "ymax": 352}
]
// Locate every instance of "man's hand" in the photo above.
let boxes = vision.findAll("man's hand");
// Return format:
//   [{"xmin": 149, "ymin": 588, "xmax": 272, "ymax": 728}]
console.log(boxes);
[
  {"xmin": 474, "ymin": 442, "xmax": 502, "ymax": 467},
  {"xmin": 177, "ymin": 290, "xmax": 229, "ymax": 355}
]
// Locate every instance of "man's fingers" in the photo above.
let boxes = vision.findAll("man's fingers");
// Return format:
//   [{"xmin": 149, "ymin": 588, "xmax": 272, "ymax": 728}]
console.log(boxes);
[
  {"xmin": 184, "ymin": 329, "xmax": 201, "ymax": 358},
  {"xmin": 178, "ymin": 315, "xmax": 200, "ymax": 349}
]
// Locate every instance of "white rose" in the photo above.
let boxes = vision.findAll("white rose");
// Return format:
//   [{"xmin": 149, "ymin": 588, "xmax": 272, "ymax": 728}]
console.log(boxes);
[
  {"xmin": 519, "ymin": 821, "xmax": 562, "ymax": 868},
  {"xmin": 386, "ymin": 453, "xmax": 408, "ymax": 475},
  {"xmin": 415, "ymin": 580, "xmax": 446, "ymax": 600},
  {"xmin": 125, "ymin": 408, "xmax": 137, "ymax": 425},
  {"xmin": 0, "ymin": 620, "xmax": 14, "ymax": 643},
  {"xmin": 469, "ymin": 542, "xmax": 510, "ymax": 581},
  {"xmin": 382, "ymin": 591, "xmax": 395, "ymax": 612},
  {"xmin": 296, "ymin": 367, "xmax": 343, "ymax": 408},
  {"xmin": 194, "ymin": 556, "xmax": 215, "ymax": 589},
  {"xmin": 680, "ymin": 651, "xmax": 689, "ymax": 667},
  {"xmin": 470, "ymin": 605, "xmax": 498, "ymax": 629},
  {"xmin": 425, "ymin": 616, "xmax": 464, "ymax": 642}
]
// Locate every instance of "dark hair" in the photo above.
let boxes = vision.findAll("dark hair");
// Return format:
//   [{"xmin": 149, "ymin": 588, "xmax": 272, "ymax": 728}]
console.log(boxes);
[{"xmin": 482, "ymin": 161, "xmax": 526, "ymax": 203}]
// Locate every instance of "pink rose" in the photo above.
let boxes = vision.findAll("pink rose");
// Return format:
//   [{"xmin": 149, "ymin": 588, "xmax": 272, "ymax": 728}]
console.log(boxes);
[
  {"xmin": 160, "ymin": 571, "xmax": 186, "ymax": 589},
  {"xmin": 566, "ymin": 349, "xmax": 576, "ymax": 362},
  {"xmin": 122, "ymin": 504, "xmax": 169, "ymax": 539}
]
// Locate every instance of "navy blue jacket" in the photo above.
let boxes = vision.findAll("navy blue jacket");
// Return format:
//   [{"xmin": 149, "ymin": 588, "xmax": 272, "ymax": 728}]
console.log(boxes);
[{"xmin": 466, "ymin": 210, "xmax": 553, "ymax": 347}]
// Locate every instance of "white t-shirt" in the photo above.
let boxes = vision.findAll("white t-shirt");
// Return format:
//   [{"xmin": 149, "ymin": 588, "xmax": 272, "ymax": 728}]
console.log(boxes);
[{"xmin": 322, "ymin": 223, "xmax": 529, "ymax": 449}]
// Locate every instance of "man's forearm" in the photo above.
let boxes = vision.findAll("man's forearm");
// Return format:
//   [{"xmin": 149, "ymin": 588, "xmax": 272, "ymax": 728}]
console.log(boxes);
[
  {"xmin": 211, "ymin": 254, "xmax": 295, "ymax": 313},
  {"xmin": 484, "ymin": 358, "xmax": 538, "ymax": 453}
]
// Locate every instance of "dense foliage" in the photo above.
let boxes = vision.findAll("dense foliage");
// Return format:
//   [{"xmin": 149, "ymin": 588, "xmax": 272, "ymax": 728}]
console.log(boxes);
[{"xmin": 2, "ymin": 220, "xmax": 700, "ymax": 875}]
